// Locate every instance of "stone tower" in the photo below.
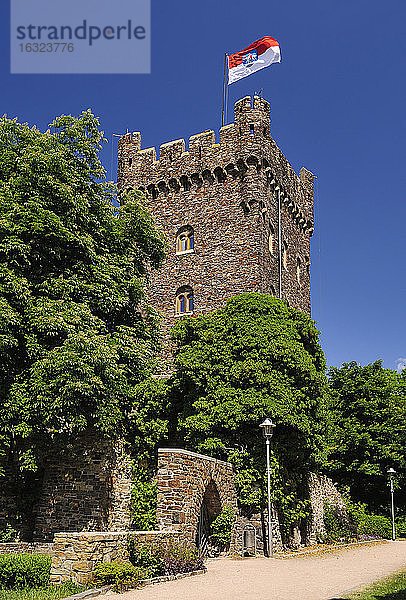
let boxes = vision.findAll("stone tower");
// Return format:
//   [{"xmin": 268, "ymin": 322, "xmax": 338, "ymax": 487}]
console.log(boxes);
[{"xmin": 117, "ymin": 96, "xmax": 314, "ymax": 330}]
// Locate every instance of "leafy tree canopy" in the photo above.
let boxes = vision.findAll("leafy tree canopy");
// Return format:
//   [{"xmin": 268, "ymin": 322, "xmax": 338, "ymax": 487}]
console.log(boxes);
[
  {"xmin": 169, "ymin": 293, "xmax": 330, "ymax": 520},
  {"xmin": 326, "ymin": 361, "xmax": 406, "ymax": 511},
  {"xmin": 0, "ymin": 112, "xmax": 167, "ymax": 474}
]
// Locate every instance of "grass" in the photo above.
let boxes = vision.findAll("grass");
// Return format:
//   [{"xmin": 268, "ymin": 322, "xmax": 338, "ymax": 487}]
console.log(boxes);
[
  {"xmin": 342, "ymin": 569, "xmax": 406, "ymax": 600},
  {"xmin": 0, "ymin": 582, "xmax": 85, "ymax": 600}
]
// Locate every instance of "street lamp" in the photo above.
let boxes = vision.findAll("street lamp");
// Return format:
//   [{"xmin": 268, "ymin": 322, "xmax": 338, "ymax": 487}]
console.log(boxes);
[
  {"xmin": 259, "ymin": 418, "xmax": 276, "ymax": 557},
  {"xmin": 387, "ymin": 468, "xmax": 396, "ymax": 541}
]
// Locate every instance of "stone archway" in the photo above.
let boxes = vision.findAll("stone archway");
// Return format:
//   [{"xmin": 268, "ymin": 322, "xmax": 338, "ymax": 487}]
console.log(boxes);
[
  {"xmin": 156, "ymin": 449, "xmax": 239, "ymax": 550},
  {"xmin": 195, "ymin": 480, "xmax": 222, "ymax": 554}
]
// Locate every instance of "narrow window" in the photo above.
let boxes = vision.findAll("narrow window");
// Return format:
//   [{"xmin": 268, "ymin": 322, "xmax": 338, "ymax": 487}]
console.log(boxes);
[
  {"xmin": 268, "ymin": 225, "xmax": 275, "ymax": 256},
  {"xmin": 305, "ymin": 255, "xmax": 310, "ymax": 277},
  {"xmin": 176, "ymin": 226, "xmax": 195, "ymax": 254},
  {"xmin": 129, "ymin": 158, "xmax": 133, "ymax": 168},
  {"xmin": 270, "ymin": 285, "xmax": 276, "ymax": 296},
  {"xmin": 296, "ymin": 257, "xmax": 302, "ymax": 285},
  {"xmin": 283, "ymin": 242, "xmax": 288, "ymax": 270},
  {"xmin": 249, "ymin": 124, "xmax": 255, "ymax": 136}
]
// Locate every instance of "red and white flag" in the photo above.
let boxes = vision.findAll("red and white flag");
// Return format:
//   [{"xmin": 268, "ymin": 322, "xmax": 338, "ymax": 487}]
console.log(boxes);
[{"xmin": 228, "ymin": 36, "xmax": 281, "ymax": 85}]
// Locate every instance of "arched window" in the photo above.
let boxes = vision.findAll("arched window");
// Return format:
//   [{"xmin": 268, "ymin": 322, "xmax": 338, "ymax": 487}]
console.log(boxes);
[
  {"xmin": 283, "ymin": 242, "xmax": 288, "ymax": 270},
  {"xmin": 176, "ymin": 226, "xmax": 194, "ymax": 254},
  {"xmin": 296, "ymin": 257, "xmax": 302, "ymax": 285},
  {"xmin": 176, "ymin": 286, "xmax": 194, "ymax": 315}
]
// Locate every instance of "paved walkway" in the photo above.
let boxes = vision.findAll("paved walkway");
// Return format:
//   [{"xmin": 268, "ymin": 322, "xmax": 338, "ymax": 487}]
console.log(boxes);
[{"xmin": 108, "ymin": 541, "xmax": 406, "ymax": 600}]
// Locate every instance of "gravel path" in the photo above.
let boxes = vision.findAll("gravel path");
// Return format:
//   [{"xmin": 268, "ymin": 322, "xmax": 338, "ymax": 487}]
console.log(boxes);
[{"xmin": 107, "ymin": 541, "xmax": 406, "ymax": 600}]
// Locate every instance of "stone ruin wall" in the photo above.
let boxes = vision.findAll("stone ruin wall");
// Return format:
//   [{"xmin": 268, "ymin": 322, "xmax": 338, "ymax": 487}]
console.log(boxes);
[
  {"xmin": 307, "ymin": 472, "xmax": 349, "ymax": 543},
  {"xmin": 33, "ymin": 434, "xmax": 132, "ymax": 540},
  {"xmin": 117, "ymin": 96, "xmax": 314, "ymax": 342}
]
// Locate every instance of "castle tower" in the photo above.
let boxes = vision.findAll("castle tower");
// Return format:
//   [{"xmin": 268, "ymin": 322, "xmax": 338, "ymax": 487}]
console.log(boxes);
[{"xmin": 117, "ymin": 96, "xmax": 314, "ymax": 329}]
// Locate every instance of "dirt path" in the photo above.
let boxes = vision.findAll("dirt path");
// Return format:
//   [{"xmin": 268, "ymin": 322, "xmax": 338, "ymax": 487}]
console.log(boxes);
[{"xmin": 107, "ymin": 541, "xmax": 406, "ymax": 600}]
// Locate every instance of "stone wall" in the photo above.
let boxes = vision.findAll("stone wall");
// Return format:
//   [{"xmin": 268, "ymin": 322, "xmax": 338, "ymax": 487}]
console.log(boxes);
[
  {"xmin": 117, "ymin": 96, "xmax": 314, "ymax": 343},
  {"xmin": 0, "ymin": 542, "xmax": 54, "ymax": 555},
  {"xmin": 33, "ymin": 434, "xmax": 132, "ymax": 540},
  {"xmin": 307, "ymin": 473, "xmax": 349, "ymax": 543},
  {"xmin": 50, "ymin": 530, "xmax": 181, "ymax": 584},
  {"xmin": 156, "ymin": 448, "xmax": 239, "ymax": 549}
]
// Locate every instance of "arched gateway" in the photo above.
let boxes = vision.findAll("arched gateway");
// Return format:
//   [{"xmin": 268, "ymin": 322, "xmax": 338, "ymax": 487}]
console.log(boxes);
[{"xmin": 156, "ymin": 449, "xmax": 239, "ymax": 553}]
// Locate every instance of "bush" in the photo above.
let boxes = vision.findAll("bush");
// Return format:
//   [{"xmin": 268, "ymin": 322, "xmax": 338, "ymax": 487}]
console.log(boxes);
[
  {"xmin": 0, "ymin": 554, "xmax": 51, "ymax": 589},
  {"xmin": 127, "ymin": 539, "xmax": 205, "ymax": 578},
  {"xmin": 395, "ymin": 516, "xmax": 406, "ymax": 538},
  {"xmin": 322, "ymin": 502, "xmax": 354, "ymax": 543},
  {"xmin": 160, "ymin": 541, "xmax": 204, "ymax": 575},
  {"xmin": 127, "ymin": 540, "xmax": 164, "ymax": 578},
  {"xmin": 345, "ymin": 499, "xmax": 392, "ymax": 539},
  {"xmin": 130, "ymin": 466, "xmax": 157, "ymax": 531},
  {"xmin": 359, "ymin": 514, "xmax": 392, "ymax": 539},
  {"xmin": 0, "ymin": 523, "xmax": 18, "ymax": 543},
  {"xmin": 92, "ymin": 561, "xmax": 140, "ymax": 593},
  {"xmin": 210, "ymin": 506, "xmax": 234, "ymax": 550}
]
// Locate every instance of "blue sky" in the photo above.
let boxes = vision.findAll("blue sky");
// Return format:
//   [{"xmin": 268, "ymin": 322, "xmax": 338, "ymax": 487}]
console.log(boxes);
[{"xmin": 1, "ymin": 0, "xmax": 405, "ymax": 372}]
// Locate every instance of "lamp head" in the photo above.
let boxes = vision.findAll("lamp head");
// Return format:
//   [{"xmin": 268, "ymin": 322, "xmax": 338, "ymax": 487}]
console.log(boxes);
[
  {"xmin": 259, "ymin": 418, "xmax": 276, "ymax": 439},
  {"xmin": 387, "ymin": 468, "xmax": 396, "ymax": 476}
]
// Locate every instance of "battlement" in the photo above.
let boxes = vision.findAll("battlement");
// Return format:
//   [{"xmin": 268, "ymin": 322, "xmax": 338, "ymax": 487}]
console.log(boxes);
[{"xmin": 117, "ymin": 96, "xmax": 314, "ymax": 234}]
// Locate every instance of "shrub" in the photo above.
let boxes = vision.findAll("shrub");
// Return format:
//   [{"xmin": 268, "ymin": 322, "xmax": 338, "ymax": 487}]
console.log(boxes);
[
  {"xmin": 345, "ymin": 499, "xmax": 392, "ymax": 539},
  {"xmin": 130, "ymin": 467, "xmax": 157, "ymax": 531},
  {"xmin": 359, "ymin": 514, "xmax": 392, "ymax": 539},
  {"xmin": 210, "ymin": 506, "xmax": 235, "ymax": 550},
  {"xmin": 322, "ymin": 502, "xmax": 353, "ymax": 542},
  {"xmin": 92, "ymin": 561, "xmax": 140, "ymax": 592},
  {"xmin": 0, "ymin": 554, "xmax": 51, "ymax": 589},
  {"xmin": 0, "ymin": 523, "xmax": 18, "ymax": 543},
  {"xmin": 160, "ymin": 541, "xmax": 205, "ymax": 575},
  {"xmin": 127, "ymin": 539, "xmax": 205, "ymax": 578},
  {"xmin": 395, "ymin": 516, "xmax": 406, "ymax": 538},
  {"xmin": 127, "ymin": 540, "xmax": 164, "ymax": 578}
]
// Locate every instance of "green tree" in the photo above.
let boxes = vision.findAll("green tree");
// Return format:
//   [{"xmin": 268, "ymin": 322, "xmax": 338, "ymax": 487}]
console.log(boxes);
[
  {"xmin": 169, "ymin": 293, "xmax": 330, "ymax": 538},
  {"xmin": 326, "ymin": 361, "xmax": 406, "ymax": 511},
  {"xmin": 0, "ymin": 112, "xmax": 167, "ymax": 490}
]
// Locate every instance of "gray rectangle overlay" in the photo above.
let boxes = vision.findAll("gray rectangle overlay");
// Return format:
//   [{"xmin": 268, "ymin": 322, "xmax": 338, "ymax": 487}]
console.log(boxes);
[{"xmin": 11, "ymin": 0, "xmax": 150, "ymax": 74}]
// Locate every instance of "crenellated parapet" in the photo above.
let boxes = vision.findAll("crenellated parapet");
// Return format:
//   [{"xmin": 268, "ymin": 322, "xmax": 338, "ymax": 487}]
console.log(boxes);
[{"xmin": 117, "ymin": 96, "xmax": 314, "ymax": 235}]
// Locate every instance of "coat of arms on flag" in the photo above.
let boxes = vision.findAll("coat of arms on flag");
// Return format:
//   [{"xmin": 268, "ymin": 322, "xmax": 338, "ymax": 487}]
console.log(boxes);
[
  {"xmin": 243, "ymin": 50, "xmax": 258, "ymax": 66},
  {"xmin": 228, "ymin": 36, "xmax": 281, "ymax": 85}
]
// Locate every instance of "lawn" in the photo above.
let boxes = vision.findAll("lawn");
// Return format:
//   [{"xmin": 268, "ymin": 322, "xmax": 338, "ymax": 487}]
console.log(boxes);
[
  {"xmin": 343, "ymin": 569, "xmax": 406, "ymax": 600},
  {"xmin": 0, "ymin": 582, "xmax": 85, "ymax": 600}
]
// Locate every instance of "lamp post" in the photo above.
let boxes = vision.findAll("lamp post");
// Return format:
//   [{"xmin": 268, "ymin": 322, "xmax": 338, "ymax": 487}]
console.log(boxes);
[
  {"xmin": 259, "ymin": 418, "xmax": 276, "ymax": 557},
  {"xmin": 387, "ymin": 468, "xmax": 396, "ymax": 541}
]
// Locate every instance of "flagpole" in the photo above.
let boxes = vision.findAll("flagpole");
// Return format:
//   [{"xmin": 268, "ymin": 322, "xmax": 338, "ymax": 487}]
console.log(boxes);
[{"xmin": 222, "ymin": 53, "xmax": 228, "ymax": 127}]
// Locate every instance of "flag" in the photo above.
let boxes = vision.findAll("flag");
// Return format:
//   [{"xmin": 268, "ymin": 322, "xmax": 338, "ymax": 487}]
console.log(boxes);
[{"xmin": 228, "ymin": 36, "xmax": 281, "ymax": 85}]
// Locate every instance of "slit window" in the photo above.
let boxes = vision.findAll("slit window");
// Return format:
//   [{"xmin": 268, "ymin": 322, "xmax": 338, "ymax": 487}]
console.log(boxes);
[
  {"xmin": 249, "ymin": 124, "xmax": 255, "ymax": 136},
  {"xmin": 296, "ymin": 257, "xmax": 302, "ymax": 285},
  {"xmin": 283, "ymin": 242, "xmax": 288, "ymax": 270},
  {"xmin": 269, "ymin": 225, "xmax": 275, "ymax": 256}
]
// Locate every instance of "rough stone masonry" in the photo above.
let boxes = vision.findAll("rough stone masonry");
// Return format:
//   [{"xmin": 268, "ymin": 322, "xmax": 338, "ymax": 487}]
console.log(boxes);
[{"xmin": 117, "ymin": 95, "xmax": 314, "ymax": 333}]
